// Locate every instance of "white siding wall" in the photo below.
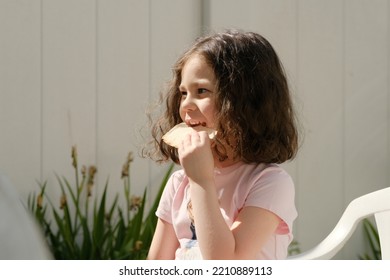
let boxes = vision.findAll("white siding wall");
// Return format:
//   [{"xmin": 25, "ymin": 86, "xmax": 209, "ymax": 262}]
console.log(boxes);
[{"xmin": 1, "ymin": 0, "xmax": 389, "ymax": 259}]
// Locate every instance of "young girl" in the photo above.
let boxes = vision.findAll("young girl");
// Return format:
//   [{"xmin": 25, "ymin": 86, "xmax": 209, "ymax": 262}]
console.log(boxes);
[{"xmin": 145, "ymin": 29, "xmax": 299, "ymax": 260}]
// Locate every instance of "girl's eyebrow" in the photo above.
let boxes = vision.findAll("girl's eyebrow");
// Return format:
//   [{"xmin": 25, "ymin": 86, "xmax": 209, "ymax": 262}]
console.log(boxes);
[{"xmin": 179, "ymin": 80, "xmax": 213, "ymax": 90}]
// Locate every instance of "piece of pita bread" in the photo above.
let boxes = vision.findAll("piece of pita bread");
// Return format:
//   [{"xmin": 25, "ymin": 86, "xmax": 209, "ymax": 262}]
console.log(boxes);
[{"xmin": 162, "ymin": 122, "xmax": 217, "ymax": 148}]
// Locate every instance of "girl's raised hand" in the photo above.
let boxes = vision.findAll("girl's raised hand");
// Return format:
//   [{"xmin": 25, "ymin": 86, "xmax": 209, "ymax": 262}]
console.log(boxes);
[{"xmin": 178, "ymin": 130, "xmax": 214, "ymax": 186}]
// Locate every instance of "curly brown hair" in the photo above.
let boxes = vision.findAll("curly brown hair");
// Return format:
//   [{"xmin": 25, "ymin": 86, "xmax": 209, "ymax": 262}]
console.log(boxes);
[{"xmin": 144, "ymin": 29, "xmax": 298, "ymax": 165}]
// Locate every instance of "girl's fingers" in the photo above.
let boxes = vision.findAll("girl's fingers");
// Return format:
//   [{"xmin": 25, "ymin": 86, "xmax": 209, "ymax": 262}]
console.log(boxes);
[
  {"xmin": 179, "ymin": 131, "xmax": 210, "ymax": 158},
  {"xmin": 179, "ymin": 133, "xmax": 192, "ymax": 155},
  {"xmin": 182, "ymin": 131, "xmax": 201, "ymax": 147},
  {"xmin": 183, "ymin": 132, "xmax": 192, "ymax": 145}
]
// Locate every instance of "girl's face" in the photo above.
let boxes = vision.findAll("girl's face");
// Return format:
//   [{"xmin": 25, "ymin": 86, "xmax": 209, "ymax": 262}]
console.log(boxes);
[{"xmin": 179, "ymin": 54, "xmax": 217, "ymax": 129}]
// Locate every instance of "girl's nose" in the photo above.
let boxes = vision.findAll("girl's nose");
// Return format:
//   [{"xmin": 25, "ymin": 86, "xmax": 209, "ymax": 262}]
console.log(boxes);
[{"xmin": 180, "ymin": 94, "xmax": 197, "ymax": 112}]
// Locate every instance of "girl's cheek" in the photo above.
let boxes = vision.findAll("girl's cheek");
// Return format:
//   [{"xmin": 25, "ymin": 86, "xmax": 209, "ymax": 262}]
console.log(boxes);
[
  {"xmin": 178, "ymin": 105, "xmax": 185, "ymax": 121},
  {"xmin": 179, "ymin": 111, "xmax": 186, "ymax": 122}
]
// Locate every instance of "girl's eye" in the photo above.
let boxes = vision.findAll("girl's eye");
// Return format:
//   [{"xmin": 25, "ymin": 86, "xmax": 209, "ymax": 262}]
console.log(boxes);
[
  {"xmin": 180, "ymin": 91, "xmax": 187, "ymax": 97},
  {"xmin": 198, "ymin": 88, "xmax": 208, "ymax": 94}
]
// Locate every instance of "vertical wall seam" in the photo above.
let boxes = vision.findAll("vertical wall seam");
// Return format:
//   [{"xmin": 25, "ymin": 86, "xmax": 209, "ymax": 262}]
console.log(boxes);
[
  {"xmin": 386, "ymin": 0, "xmax": 390, "ymax": 189},
  {"xmin": 147, "ymin": 0, "xmax": 152, "ymax": 208},
  {"xmin": 295, "ymin": 0, "xmax": 300, "ymax": 241},
  {"xmin": 95, "ymin": 0, "xmax": 99, "ymax": 172},
  {"xmin": 200, "ymin": 0, "xmax": 204, "ymax": 34},
  {"xmin": 200, "ymin": 0, "xmax": 208, "ymax": 35},
  {"xmin": 341, "ymin": 0, "xmax": 347, "ymax": 259},
  {"xmin": 40, "ymin": 0, "xmax": 44, "ymax": 183},
  {"xmin": 148, "ymin": 0, "xmax": 152, "ymax": 114},
  {"xmin": 342, "ymin": 0, "xmax": 347, "ymax": 216},
  {"xmin": 387, "ymin": 0, "xmax": 390, "ymax": 189}
]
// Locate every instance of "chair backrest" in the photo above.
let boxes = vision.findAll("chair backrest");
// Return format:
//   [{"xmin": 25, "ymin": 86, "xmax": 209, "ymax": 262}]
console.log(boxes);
[
  {"xmin": 288, "ymin": 187, "xmax": 390, "ymax": 260},
  {"xmin": 0, "ymin": 173, "xmax": 52, "ymax": 259}
]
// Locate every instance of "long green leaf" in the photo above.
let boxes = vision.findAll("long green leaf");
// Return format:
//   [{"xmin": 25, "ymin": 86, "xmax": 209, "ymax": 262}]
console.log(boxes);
[
  {"xmin": 55, "ymin": 175, "xmax": 74, "ymax": 237},
  {"xmin": 364, "ymin": 219, "xmax": 381, "ymax": 259},
  {"xmin": 62, "ymin": 176, "xmax": 82, "ymax": 232},
  {"xmin": 61, "ymin": 175, "xmax": 78, "ymax": 206},
  {"xmin": 359, "ymin": 218, "xmax": 381, "ymax": 260},
  {"xmin": 113, "ymin": 209, "xmax": 126, "ymax": 253},
  {"xmin": 140, "ymin": 163, "xmax": 174, "ymax": 247},
  {"xmin": 92, "ymin": 182, "xmax": 108, "ymax": 258},
  {"xmin": 52, "ymin": 208, "xmax": 74, "ymax": 259},
  {"xmin": 129, "ymin": 189, "xmax": 147, "ymax": 243},
  {"xmin": 79, "ymin": 215, "xmax": 92, "ymax": 259}
]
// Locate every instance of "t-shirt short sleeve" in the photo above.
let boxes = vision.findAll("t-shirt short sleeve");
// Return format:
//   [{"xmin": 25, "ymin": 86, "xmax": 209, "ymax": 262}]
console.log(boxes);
[
  {"xmin": 155, "ymin": 170, "xmax": 184, "ymax": 224},
  {"xmin": 244, "ymin": 166, "xmax": 297, "ymax": 235}
]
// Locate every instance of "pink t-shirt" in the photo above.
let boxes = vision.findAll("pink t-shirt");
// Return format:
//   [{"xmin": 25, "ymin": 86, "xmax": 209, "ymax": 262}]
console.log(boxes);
[{"xmin": 156, "ymin": 162, "xmax": 297, "ymax": 259}]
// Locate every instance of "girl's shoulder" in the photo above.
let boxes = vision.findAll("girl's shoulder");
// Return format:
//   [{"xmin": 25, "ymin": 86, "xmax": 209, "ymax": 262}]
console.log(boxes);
[
  {"xmin": 166, "ymin": 168, "xmax": 188, "ymax": 191},
  {"xmin": 257, "ymin": 163, "xmax": 291, "ymax": 176},
  {"xmin": 226, "ymin": 161, "xmax": 290, "ymax": 177},
  {"xmin": 253, "ymin": 163, "xmax": 293, "ymax": 183},
  {"xmin": 170, "ymin": 168, "xmax": 186, "ymax": 180},
  {"xmin": 233, "ymin": 162, "xmax": 294, "ymax": 188}
]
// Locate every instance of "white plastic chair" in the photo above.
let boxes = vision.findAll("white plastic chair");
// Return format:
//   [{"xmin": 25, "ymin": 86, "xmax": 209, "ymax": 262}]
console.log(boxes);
[
  {"xmin": 288, "ymin": 187, "xmax": 390, "ymax": 260},
  {"xmin": 0, "ymin": 173, "xmax": 52, "ymax": 259}
]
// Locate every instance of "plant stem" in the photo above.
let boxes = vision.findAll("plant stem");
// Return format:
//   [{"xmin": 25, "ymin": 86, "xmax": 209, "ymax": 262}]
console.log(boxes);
[
  {"xmin": 125, "ymin": 175, "xmax": 131, "ymax": 226},
  {"xmin": 74, "ymin": 164, "xmax": 80, "ymax": 233}
]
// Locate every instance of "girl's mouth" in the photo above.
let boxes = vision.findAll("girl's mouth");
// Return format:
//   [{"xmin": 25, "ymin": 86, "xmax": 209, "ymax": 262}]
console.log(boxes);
[
  {"xmin": 186, "ymin": 121, "xmax": 207, "ymax": 127},
  {"xmin": 162, "ymin": 122, "xmax": 217, "ymax": 148}
]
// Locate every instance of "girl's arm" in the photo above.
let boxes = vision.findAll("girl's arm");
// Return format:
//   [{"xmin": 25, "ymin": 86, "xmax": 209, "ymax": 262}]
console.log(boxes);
[
  {"xmin": 147, "ymin": 218, "xmax": 179, "ymax": 260},
  {"xmin": 179, "ymin": 131, "xmax": 280, "ymax": 259},
  {"xmin": 190, "ymin": 181, "xmax": 280, "ymax": 259}
]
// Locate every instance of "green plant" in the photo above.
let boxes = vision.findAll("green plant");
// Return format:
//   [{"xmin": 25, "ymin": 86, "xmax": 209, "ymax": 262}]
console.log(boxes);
[
  {"xmin": 358, "ymin": 218, "xmax": 381, "ymax": 260},
  {"xmin": 28, "ymin": 146, "xmax": 174, "ymax": 260},
  {"xmin": 288, "ymin": 239, "xmax": 301, "ymax": 256}
]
